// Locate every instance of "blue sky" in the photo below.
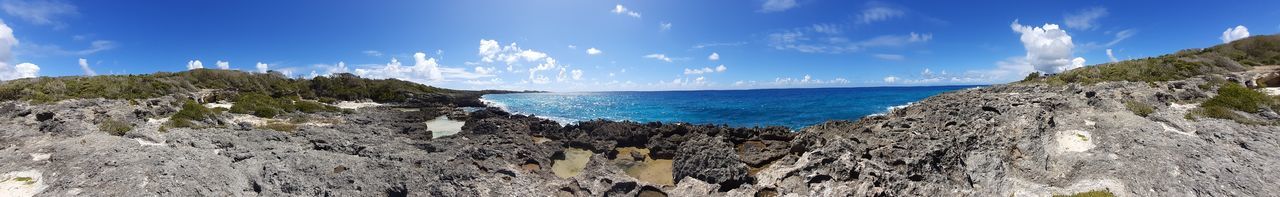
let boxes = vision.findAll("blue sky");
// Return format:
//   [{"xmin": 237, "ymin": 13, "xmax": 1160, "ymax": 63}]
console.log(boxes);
[{"xmin": 0, "ymin": 0, "xmax": 1276, "ymax": 91}]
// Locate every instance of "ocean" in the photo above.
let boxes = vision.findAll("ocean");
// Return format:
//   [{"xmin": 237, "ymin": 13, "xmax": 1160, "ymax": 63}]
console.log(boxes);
[{"xmin": 481, "ymin": 85, "xmax": 980, "ymax": 129}]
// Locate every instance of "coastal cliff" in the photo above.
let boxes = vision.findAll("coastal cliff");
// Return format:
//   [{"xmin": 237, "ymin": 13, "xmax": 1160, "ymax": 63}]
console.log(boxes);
[{"xmin": 2, "ymin": 36, "xmax": 1280, "ymax": 196}]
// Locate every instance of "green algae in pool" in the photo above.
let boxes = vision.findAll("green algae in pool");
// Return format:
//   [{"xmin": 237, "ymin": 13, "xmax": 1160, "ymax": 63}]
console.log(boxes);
[{"xmin": 552, "ymin": 148, "xmax": 593, "ymax": 178}]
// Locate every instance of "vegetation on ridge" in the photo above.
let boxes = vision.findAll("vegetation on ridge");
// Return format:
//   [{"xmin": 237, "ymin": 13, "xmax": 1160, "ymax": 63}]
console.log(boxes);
[
  {"xmin": 1188, "ymin": 83, "xmax": 1280, "ymax": 124},
  {"xmin": 0, "ymin": 69, "xmax": 492, "ymax": 104},
  {"xmin": 1026, "ymin": 35, "xmax": 1280, "ymax": 84}
]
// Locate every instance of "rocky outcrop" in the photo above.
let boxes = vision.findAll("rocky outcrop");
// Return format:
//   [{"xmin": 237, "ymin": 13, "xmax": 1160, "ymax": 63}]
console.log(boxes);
[{"xmin": 2, "ymin": 74, "xmax": 1279, "ymax": 196}]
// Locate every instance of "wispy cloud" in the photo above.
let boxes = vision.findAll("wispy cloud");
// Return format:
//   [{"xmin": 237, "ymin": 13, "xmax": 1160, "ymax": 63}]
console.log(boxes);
[
  {"xmin": 586, "ymin": 48, "xmax": 602, "ymax": 55},
  {"xmin": 611, "ymin": 4, "xmax": 642, "ymax": 18},
  {"xmin": 362, "ymin": 50, "xmax": 383, "ymax": 57},
  {"xmin": 0, "ymin": 0, "xmax": 77, "ymax": 28},
  {"xmin": 759, "ymin": 0, "xmax": 798, "ymax": 13},
  {"xmin": 644, "ymin": 54, "xmax": 673, "ymax": 62},
  {"xmin": 17, "ymin": 40, "xmax": 117, "ymax": 57},
  {"xmin": 660, "ymin": 22, "xmax": 672, "ymax": 32},
  {"xmin": 767, "ymin": 28, "xmax": 932, "ymax": 54},
  {"xmin": 691, "ymin": 42, "xmax": 747, "ymax": 49},
  {"xmin": 857, "ymin": 3, "xmax": 904, "ymax": 24},
  {"xmin": 1064, "ymin": 7, "xmax": 1108, "ymax": 30}
]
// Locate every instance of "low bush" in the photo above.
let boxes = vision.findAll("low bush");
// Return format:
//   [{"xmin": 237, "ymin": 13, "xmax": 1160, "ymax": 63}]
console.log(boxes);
[
  {"xmin": 230, "ymin": 93, "xmax": 339, "ymax": 118},
  {"xmin": 168, "ymin": 100, "xmax": 214, "ymax": 128},
  {"xmin": 1203, "ymin": 83, "xmax": 1273, "ymax": 113},
  {"xmin": 99, "ymin": 119, "xmax": 133, "ymax": 136},
  {"xmin": 1124, "ymin": 100, "xmax": 1155, "ymax": 117},
  {"xmin": 259, "ymin": 122, "xmax": 298, "ymax": 132}
]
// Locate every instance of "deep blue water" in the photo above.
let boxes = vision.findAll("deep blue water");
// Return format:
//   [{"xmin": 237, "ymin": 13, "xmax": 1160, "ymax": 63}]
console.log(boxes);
[{"xmin": 481, "ymin": 86, "xmax": 980, "ymax": 129}]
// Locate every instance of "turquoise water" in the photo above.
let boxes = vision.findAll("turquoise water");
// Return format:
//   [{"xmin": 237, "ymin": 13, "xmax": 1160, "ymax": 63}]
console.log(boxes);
[{"xmin": 481, "ymin": 86, "xmax": 979, "ymax": 129}]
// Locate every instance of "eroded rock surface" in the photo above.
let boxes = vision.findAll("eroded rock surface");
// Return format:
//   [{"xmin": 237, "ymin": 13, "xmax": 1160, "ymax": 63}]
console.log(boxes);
[{"xmin": 1, "ymin": 75, "xmax": 1279, "ymax": 196}]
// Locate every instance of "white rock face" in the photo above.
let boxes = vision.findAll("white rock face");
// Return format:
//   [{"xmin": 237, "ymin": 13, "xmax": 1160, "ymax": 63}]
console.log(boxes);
[{"xmin": 1055, "ymin": 130, "xmax": 1095, "ymax": 153}]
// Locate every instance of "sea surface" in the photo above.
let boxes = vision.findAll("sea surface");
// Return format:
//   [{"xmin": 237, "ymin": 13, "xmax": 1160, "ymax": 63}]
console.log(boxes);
[{"xmin": 481, "ymin": 85, "xmax": 980, "ymax": 129}]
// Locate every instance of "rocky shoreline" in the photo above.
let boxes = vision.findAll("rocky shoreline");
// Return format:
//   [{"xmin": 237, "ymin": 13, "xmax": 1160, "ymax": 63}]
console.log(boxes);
[{"xmin": 2, "ymin": 73, "xmax": 1280, "ymax": 196}]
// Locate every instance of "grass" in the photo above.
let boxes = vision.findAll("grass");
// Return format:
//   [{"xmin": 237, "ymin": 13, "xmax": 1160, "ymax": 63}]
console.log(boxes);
[
  {"xmin": 1124, "ymin": 100, "xmax": 1155, "ymax": 117},
  {"xmin": 99, "ymin": 119, "xmax": 133, "ymax": 136},
  {"xmin": 168, "ymin": 99, "xmax": 215, "ymax": 128},
  {"xmin": 1053, "ymin": 190, "xmax": 1116, "ymax": 197},
  {"xmin": 1075, "ymin": 133, "xmax": 1088, "ymax": 141},
  {"xmin": 12, "ymin": 177, "xmax": 31, "ymax": 182}
]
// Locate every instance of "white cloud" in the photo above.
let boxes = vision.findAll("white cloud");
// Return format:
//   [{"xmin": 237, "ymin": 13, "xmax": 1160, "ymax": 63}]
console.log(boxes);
[
  {"xmin": 0, "ymin": 0, "xmax": 76, "ymax": 28},
  {"xmin": 708, "ymin": 52, "xmax": 720, "ymax": 61},
  {"xmin": 611, "ymin": 4, "xmax": 641, "ymax": 18},
  {"xmin": 362, "ymin": 50, "xmax": 383, "ymax": 57},
  {"xmin": 644, "ymin": 54, "xmax": 672, "ymax": 62},
  {"xmin": 0, "ymin": 19, "xmax": 36, "ymax": 80},
  {"xmin": 216, "ymin": 60, "xmax": 230, "ymax": 70},
  {"xmin": 256, "ymin": 62, "xmax": 269, "ymax": 73},
  {"xmin": 586, "ymin": 47, "xmax": 602, "ymax": 55},
  {"xmin": 571, "ymin": 69, "xmax": 583, "ymax": 80},
  {"xmin": 872, "ymin": 53, "xmax": 904, "ymax": 61},
  {"xmin": 660, "ymin": 22, "xmax": 672, "ymax": 32},
  {"xmin": 883, "ymin": 76, "xmax": 899, "ymax": 83},
  {"xmin": 759, "ymin": 0, "xmax": 797, "ymax": 13},
  {"xmin": 479, "ymin": 39, "xmax": 550, "ymax": 66},
  {"xmin": 1221, "ymin": 25, "xmax": 1250, "ymax": 43},
  {"xmin": 1064, "ymin": 7, "xmax": 1107, "ymax": 30},
  {"xmin": 1011, "ymin": 21, "xmax": 1086, "ymax": 74},
  {"xmin": 686, "ymin": 65, "xmax": 727, "ymax": 75},
  {"xmin": 186, "ymin": 60, "xmax": 203, "ymax": 70},
  {"xmin": 78, "ymin": 58, "xmax": 94, "ymax": 76},
  {"xmin": 567, "ymin": 45, "xmax": 577, "ymax": 49},
  {"xmin": 474, "ymin": 66, "xmax": 495, "ymax": 75},
  {"xmin": 352, "ymin": 52, "xmax": 478, "ymax": 83},
  {"xmin": 857, "ymin": 5, "xmax": 903, "ymax": 24},
  {"xmin": 1106, "ymin": 49, "xmax": 1118, "ymax": 63}
]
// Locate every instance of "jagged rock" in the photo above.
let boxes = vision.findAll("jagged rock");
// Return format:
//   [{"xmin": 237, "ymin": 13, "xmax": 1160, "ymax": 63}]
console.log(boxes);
[{"xmin": 673, "ymin": 134, "xmax": 749, "ymax": 189}]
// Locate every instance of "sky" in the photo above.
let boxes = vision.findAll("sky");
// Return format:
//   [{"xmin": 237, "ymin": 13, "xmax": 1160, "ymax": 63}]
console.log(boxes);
[{"xmin": 0, "ymin": 0, "xmax": 1276, "ymax": 91}]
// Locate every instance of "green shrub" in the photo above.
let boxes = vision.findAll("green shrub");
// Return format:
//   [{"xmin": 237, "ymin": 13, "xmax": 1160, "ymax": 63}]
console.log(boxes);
[
  {"xmin": 1020, "ymin": 72, "xmax": 1041, "ymax": 82},
  {"xmin": 99, "ymin": 119, "xmax": 133, "ymax": 136},
  {"xmin": 1124, "ymin": 100, "xmax": 1155, "ymax": 117},
  {"xmin": 168, "ymin": 100, "xmax": 214, "ymax": 128},
  {"xmin": 230, "ymin": 93, "xmax": 339, "ymax": 118},
  {"xmin": 1203, "ymin": 83, "xmax": 1272, "ymax": 113}
]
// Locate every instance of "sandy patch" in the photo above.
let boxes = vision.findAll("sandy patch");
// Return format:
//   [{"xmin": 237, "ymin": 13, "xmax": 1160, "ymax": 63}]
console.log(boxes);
[
  {"xmin": 134, "ymin": 138, "xmax": 166, "ymax": 146},
  {"xmin": 1159, "ymin": 122, "xmax": 1195, "ymax": 136},
  {"xmin": 28, "ymin": 154, "xmax": 49, "ymax": 161},
  {"xmin": 1262, "ymin": 87, "xmax": 1280, "ymax": 96},
  {"xmin": 203, "ymin": 102, "xmax": 233, "ymax": 109},
  {"xmin": 552, "ymin": 148, "xmax": 593, "ymax": 178},
  {"xmin": 1055, "ymin": 130, "xmax": 1095, "ymax": 153},
  {"xmin": 0, "ymin": 170, "xmax": 47, "ymax": 197},
  {"xmin": 425, "ymin": 116, "xmax": 465, "ymax": 139},
  {"xmin": 336, "ymin": 101, "xmax": 383, "ymax": 110}
]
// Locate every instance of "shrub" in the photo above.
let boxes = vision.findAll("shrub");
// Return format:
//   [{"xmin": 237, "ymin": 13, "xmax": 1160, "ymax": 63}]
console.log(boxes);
[
  {"xmin": 230, "ymin": 93, "xmax": 340, "ymax": 118},
  {"xmin": 99, "ymin": 119, "xmax": 133, "ymax": 136},
  {"xmin": 168, "ymin": 100, "xmax": 214, "ymax": 128},
  {"xmin": 1203, "ymin": 83, "xmax": 1272, "ymax": 113},
  {"xmin": 1124, "ymin": 100, "xmax": 1155, "ymax": 117},
  {"xmin": 1020, "ymin": 72, "xmax": 1042, "ymax": 82}
]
